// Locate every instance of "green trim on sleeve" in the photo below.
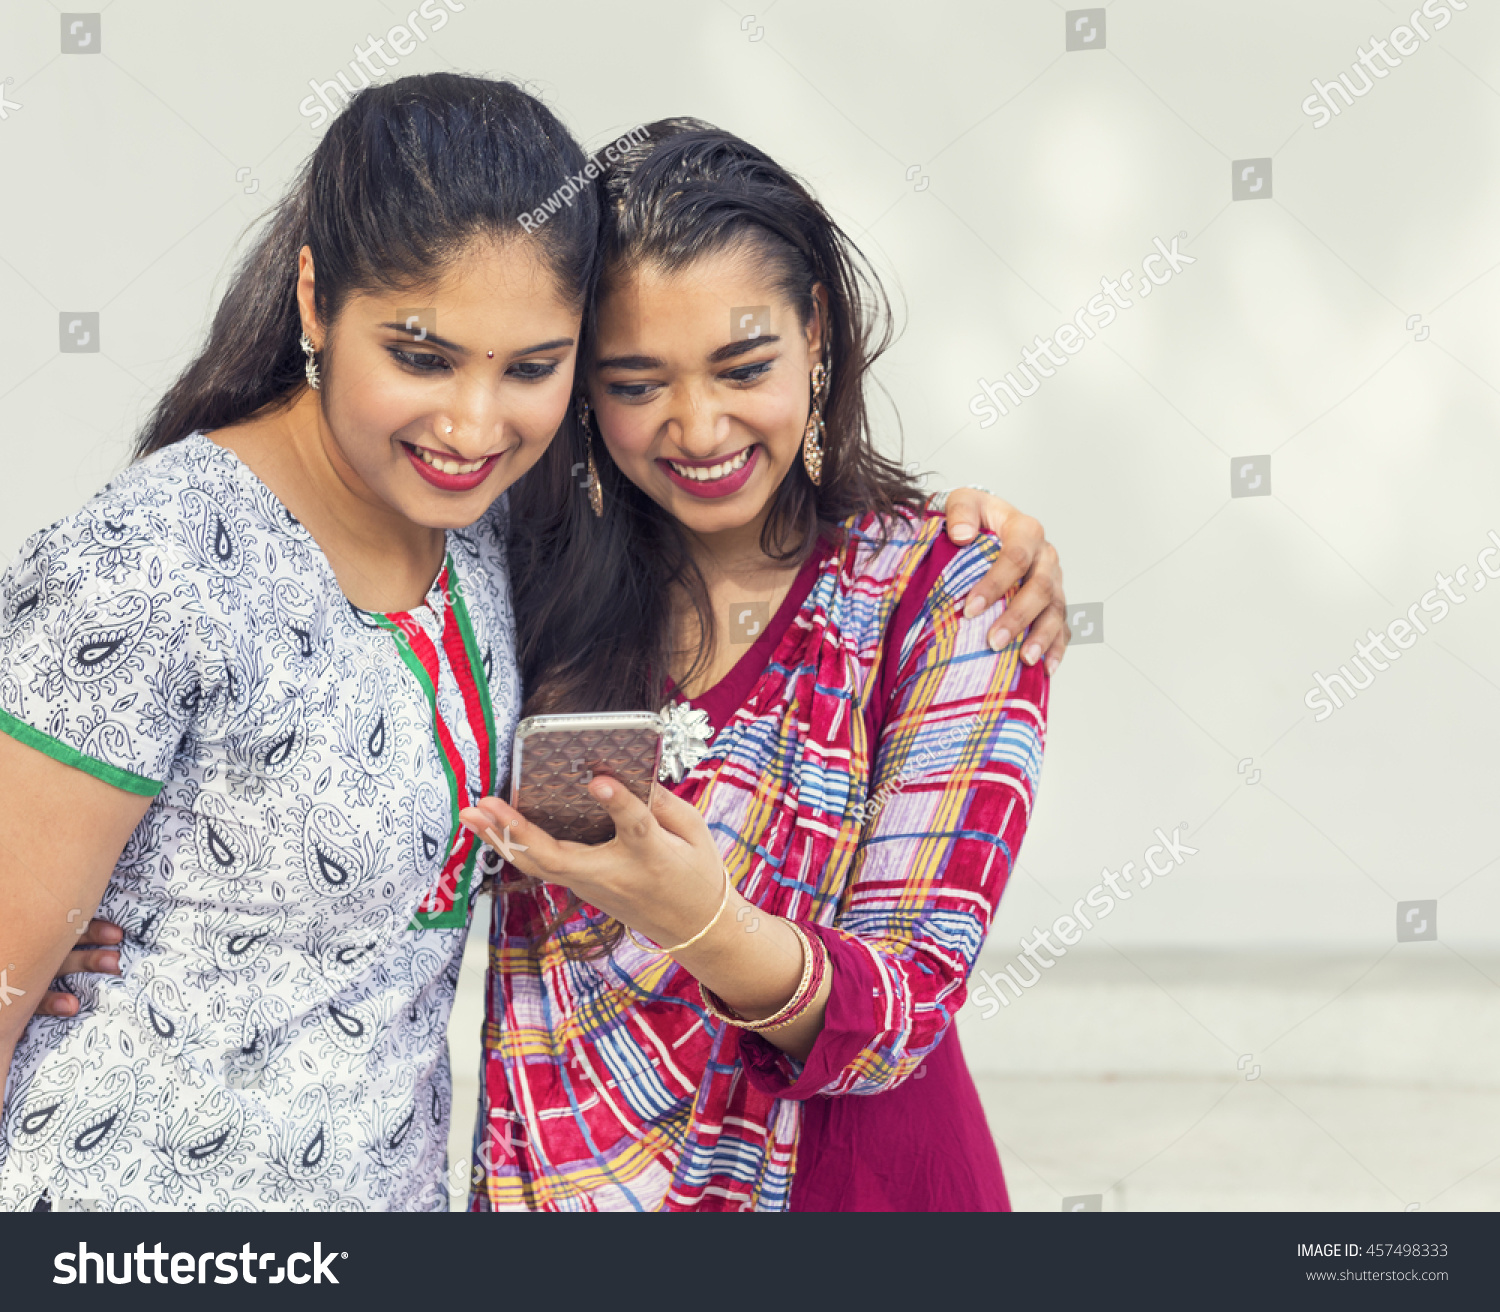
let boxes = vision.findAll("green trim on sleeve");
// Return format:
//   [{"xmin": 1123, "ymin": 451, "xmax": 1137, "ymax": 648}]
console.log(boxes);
[{"xmin": 0, "ymin": 705, "xmax": 164, "ymax": 797}]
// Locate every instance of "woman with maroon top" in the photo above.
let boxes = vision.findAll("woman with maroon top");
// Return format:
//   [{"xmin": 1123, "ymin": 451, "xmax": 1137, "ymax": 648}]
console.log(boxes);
[{"xmin": 460, "ymin": 119, "xmax": 1049, "ymax": 1211}]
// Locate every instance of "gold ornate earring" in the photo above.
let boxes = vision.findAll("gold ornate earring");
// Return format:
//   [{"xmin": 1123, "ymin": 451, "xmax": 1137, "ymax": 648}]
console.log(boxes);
[
  {"xmin": 577, "ymin": 397, "xmax": 604, "ymax": 518},
  {"xmin": 802, "ymin": 361, "xmax": 829, "ymax": 485}
]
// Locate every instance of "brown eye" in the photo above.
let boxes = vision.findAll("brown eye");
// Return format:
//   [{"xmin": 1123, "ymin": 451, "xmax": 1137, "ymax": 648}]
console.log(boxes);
[
  {"xmin": 724, "ymin": 361, "xmax": 773, "ymax": 384},
  {"xmin": 509, "ymin": 361, "xmax": 559, "ymax": 381},
  {"xmin": 389, "ymin": 348, "xmax": 449, "ymax": 373}
]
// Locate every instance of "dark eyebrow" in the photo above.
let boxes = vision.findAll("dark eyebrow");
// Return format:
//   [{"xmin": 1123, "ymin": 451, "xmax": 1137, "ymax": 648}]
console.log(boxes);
[
  {"xmin": 379, "ymin": 328, "xmax": 576, "ymax": 359},
  {"xmin": 510, "ymin": 337, "xmax": 576, "ymax": 357},
  {"xmin": 598, "ymin": 335, "xmax": 782, "ymax": 372},
  {"xmin": 709, "ymin": 335, "xmax": 780, "ymax": 363},
  {"xmin": 380, "ymin": 323, "xmax": 469, "ymax": 353},
  {"xmin": 596, "ymin": 353, "xmax": 664, "ymax": 371}
]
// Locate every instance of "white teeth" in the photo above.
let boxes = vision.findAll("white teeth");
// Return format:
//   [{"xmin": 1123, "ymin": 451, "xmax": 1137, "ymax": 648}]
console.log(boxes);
[
  {"xmin": 416, "ymin": 448, "xmax": 489, "ymax": 476},
  {"xmin": 668, "ymin": 448, "xmax": 752, "ymax": 482}
]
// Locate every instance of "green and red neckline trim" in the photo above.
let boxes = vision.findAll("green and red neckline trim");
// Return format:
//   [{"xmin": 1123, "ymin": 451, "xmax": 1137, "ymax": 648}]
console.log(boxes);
[{"xmin": 366, "ymin": 557, "xmax": 497, "ymax": 930}]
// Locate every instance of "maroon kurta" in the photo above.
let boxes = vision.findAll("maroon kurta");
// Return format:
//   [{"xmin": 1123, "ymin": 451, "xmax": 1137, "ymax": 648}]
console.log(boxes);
[
  {"xmin": 684, "ymin": 535, "xmax": 1014, "ymax": 1211},
  {"xmin": 476, "ymin": 513, "xmax": 1046, "ymax": 1210}
]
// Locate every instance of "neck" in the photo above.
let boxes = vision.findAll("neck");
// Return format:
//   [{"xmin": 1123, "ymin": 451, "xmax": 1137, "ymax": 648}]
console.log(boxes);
[
  {"xmin": 281, "ymin": 389, "xmax": 443, "ymax": 568},
  {"xmin": 668, "ymin": 506, "xmax": 802, "ymax": 698},
  {"xmin": 680, "ymin": 507, "xmax": 787, "ymax": 586},
  {"xmin": 215, "ymin": 387, "xmax": 446, "ymax": 611}
]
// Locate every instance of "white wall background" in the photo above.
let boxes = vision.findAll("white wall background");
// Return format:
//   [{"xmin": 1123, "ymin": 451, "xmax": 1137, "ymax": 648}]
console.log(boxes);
[{"xmin": 3, "ymin": 0, "xmax": 1497, "ymax": 1209}]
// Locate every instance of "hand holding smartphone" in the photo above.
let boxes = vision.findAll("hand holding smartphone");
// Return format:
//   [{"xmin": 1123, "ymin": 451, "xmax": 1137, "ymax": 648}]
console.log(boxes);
[{"xmin": 509, "ymin": 712, "xmax": 664, "ymax": 844}]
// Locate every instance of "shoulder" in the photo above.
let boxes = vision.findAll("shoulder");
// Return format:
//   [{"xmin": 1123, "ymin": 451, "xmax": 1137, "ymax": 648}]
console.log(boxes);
[
  {"xmin": 829, "ymin": 507, "xmax": 998, "ymax": 639},
  {"xmin": 0, "ymin": 435, "xmax": 270, "ymax": 638}
]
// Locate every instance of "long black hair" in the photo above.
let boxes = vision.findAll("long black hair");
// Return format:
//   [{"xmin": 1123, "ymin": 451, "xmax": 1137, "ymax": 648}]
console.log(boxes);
[
  {"xmin": 136, "ymin": 74, "xmax": 599, "ymax": 457},
  {"xmin": 509, "ymin": 119, "xmax": 926, "ymax": 719}
]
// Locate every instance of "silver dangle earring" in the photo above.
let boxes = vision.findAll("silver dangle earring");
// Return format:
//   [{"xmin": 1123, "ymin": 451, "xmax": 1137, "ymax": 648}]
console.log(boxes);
[
  {"xmin": 576, "ymin": 397, "xmax": 604, "ymax": 519},
  {"xmin": 300, "ymin": 332, "xmax": 321, "ymax": 391}
]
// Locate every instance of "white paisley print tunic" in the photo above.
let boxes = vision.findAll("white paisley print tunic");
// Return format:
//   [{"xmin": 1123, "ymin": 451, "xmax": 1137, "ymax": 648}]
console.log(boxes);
[{"xmin": 0, "ymin": 432, "xmax": 520, "ymax": 1211}]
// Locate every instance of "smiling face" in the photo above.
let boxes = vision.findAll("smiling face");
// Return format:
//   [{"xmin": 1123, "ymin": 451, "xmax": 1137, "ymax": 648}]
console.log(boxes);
[
  {"xmin": 299, "ymin": 236, "xmax": 581, "ymax": 530},
  {"xmin": 589, "ymin": 243, "xmax": 823, "ymax": 549}
]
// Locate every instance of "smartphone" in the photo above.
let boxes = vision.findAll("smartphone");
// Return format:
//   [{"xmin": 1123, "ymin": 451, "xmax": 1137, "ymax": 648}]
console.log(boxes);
[{"xmin": 509, "ymin": 712, "xmax": 664, "ymax": 844}]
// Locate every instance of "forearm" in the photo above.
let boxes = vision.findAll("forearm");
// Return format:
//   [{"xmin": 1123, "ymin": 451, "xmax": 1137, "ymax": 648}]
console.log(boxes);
[
  {"xmin": 0, "ymin": 1035, "xmax": 15, "ymax": 1126},
  {"xmin": 0, "ymin": 732, "xmax": 153, "ymax": 1108},
  {"xmin": 0, "ymin": 927, "xmax": 79, "ymax": 1106},
  {"xmin": 738, "ymin": 924, "xmax": 967, "ymax": 1100},
  {"xmin": 669, "ymin": 889, "xmax": 831, "ymax": 1062}
]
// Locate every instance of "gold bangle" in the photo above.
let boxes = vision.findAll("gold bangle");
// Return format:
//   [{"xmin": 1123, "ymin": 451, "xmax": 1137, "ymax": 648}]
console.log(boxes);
[
  {"xmin": 699, "ymin": 920, "xmax": 824, "ymax": 1032},
  {"xmin": 625, "ymin": 864, "xmax": 732, "ymax": 956}
]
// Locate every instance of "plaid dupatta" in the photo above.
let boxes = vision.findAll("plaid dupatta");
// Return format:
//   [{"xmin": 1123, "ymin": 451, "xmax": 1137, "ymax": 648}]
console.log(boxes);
[{"xmin": 475, "ymin": 511, "xmax": 1035, "ymax": 1211}]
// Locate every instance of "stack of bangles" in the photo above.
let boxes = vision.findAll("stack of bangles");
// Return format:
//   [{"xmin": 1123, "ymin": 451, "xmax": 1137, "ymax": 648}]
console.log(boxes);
[
  {"xmin": 700, "ymin": 920, "xmax": 829, "ymax": 1033},
  {"xmin": 624, "ymin": 867, "xmax": 829, "ymax": 1033}
]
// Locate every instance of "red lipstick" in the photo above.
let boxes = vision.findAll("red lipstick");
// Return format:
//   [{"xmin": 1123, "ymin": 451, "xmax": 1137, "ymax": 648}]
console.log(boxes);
[
  {"xmin": 657, "ymin": 445, "xmax": 760, "ymax": 500},
  {"xmin": 403, "ymin": 443, "xmax": 503, "ymax": 494}
]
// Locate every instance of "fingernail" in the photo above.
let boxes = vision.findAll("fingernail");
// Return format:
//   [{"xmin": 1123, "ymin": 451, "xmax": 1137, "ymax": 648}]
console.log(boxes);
[
  {"xmin": 593, "ymin": 781, "xmax": 615, "ymax": 800},
  {"xmin": 100, "ymin": 951, "xmax": 120, "ymax": 973},
  {"xmin": 963, "ymin": 594, "xmax": 988, "ymax": 620},
  {"xmin": 952, "ymin": 523, "xmax": 976, "ymax": 542},
  {"xmin": 989, "ymin": 627, "xmax": 1011, "ymax": 652},
  {"xmin": 1046, "ymin": 656, "xmax": 1060, "ymax": 677},
  {"xmin": 1023, "ymin": 642, "xmax": 1042, "ymax": 664}
]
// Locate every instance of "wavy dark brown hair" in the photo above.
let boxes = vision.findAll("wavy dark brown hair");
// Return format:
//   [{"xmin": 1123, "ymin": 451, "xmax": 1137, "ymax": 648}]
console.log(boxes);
[
  {"xmin": 509, "ymin": 118, "xmax": 926, "ymax": 719},
  {"xmin": 506, "ymin": 120, "xmax": 927, "ymax": 955}
]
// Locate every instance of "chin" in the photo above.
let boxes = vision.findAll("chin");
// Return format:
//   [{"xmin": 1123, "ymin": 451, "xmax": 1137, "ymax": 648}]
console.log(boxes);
[
  {"xmin": 427, "ymin": 497, "xmax": 507, "ymax": 530},
  {"xmin": 392, "ymin": 483, "xmax": 506, "ymax": 531},
  {"xmin": 665, "ymin": 490, "xmax": 770, "ymax": 531}
]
